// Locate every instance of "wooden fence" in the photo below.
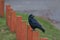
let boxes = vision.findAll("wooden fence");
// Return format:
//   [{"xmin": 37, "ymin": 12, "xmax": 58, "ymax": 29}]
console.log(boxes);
[{"xmin": 6, "ymin": 4, "xmax": 48, "ymax": 40}]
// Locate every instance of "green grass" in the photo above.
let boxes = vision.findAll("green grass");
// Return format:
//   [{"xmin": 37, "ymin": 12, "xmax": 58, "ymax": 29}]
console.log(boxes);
[
  {"xmin": 0, "ymin": 17, "xmax": 16, "ymax": 40},
  {"xmin": 0, "ymin": 12, "xmax": 60, "ymax": 40}
]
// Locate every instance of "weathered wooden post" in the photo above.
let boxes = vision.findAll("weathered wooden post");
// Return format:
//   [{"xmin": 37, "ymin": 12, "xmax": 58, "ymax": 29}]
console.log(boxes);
[
  {"xmin": 16, "ymin": 16, "xmax": 22, "ymax": 40},
  {"xmin": 21, "ymin": 21, "xmax": 27, "ymax": 40},
  {"xmin": 27, "ymin": 25, "xmax": 33, "ymax": 40},
  {"xmin": 40, "ymin": 38, "xmax": 48, "ymax": 40},
  {"xmin": 10, "ymin": 11, "xmax": 16, "ymax": 32},
  {"xmin": 0, "ymin": 0, "xmax": 4, "ymax": 17},
  {"xmin": 33, "ymin": 31, "xmax": 39, "ymax": 40},
  {"xmin": 6, "ymin": 5, "xmax": 11, "ymax": 26}
]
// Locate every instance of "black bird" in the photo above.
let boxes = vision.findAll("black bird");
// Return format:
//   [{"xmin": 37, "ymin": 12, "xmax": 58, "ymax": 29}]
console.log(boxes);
[{"xmin": 28, "ymin": 14, "xmax": 45, "ymax": 33}]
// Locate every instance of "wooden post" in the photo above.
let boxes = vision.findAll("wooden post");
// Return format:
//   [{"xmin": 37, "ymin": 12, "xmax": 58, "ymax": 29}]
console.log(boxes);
[
  {"xmin": 10, "ymin": 11, "xmax": 16, "ymax": 32},
  {"xmin": 6, "ymin": 5, "xmax": 11, "ymax": 18},
  {"xmin": 40, "ymin": 38, "xmax": 48, "ymax": 40},
  {"xmin": 21, "ymin": 21, "xmax": 27, "ymax": 40},
  {"xmin": 6, "ymin": 5, "xmax": 11, "ymax": 26},
  {"xmin": 27, "ymin": 25, "xmax": 33, "ymax": 40},
  {"xmin": 8, "ymin": 9, "xmax": 13, "ymax": 28},
  {"xmin": 16, "ymin": 16, "xmax": 22, "ymax": 40},
  {"xmin": 33, "ymin": 31, "xmax": 39, "ymax": 40},
  {"xmin": 0, "ymin": 0, "xmax": 4, "ymax": 17}
]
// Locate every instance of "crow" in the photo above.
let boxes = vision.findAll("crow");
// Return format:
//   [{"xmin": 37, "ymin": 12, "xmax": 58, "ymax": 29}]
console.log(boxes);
[{"xmin": 28, "ymin": 14, "xmax": 45, "ymax": 33}]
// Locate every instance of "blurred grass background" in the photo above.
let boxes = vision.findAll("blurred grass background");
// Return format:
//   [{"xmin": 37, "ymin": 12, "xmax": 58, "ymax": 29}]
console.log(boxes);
[{"xmin": 0, "ymin": 12, "xmax": 60, "ymax": 40}]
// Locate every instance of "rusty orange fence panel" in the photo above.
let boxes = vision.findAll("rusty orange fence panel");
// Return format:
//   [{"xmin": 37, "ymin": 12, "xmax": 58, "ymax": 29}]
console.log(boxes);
[
  {"xmin": 0, "ymin": 0, "xmax": 4, "ymax": 17},
  {"xmin": 6, "ymin": 5, "xmax": 11, "ymax": 17},
  {"xmin": 21, "ymin": 21, "xmax": 27, "ymax": 40},
  {"xmin": 16, "ymin": 16, "xmax": 22, "ymax": 40},
  {"xmin": 6, "ymin": 5, "xmax": 11, "ymax": 26},
  {"xmin": 6, "ymin": 5, "xmax": 11, "ymax": 19},
  {"xmin": 27, "ymin": 25, "xmax": 33, "ymax": 40},
  {"xmin": 33, "ymin": 31, "xmax": 39, "ymax": 40},
  {"xmin": 7, "ymin": 9, "xmax": 13, "ymax": 28},
  {"xmin": 40, "ymin": 38, "xmax": 48, "ymax": 40},
  {"xmin": 6, "ymin": 5, "xmax": 13, "ymax": 29},
  {"xmin": 10, "ymin": 11, "xmax": 16, "ymax": 32}
]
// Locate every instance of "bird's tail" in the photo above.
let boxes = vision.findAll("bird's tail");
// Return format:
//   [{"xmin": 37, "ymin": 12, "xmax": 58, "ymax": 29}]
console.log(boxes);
[{"xmin": 38, "ymin": 27, "xmax": 45, "ymax": 33}]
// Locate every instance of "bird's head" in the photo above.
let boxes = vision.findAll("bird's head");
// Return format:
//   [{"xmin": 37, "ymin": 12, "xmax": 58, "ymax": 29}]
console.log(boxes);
[{"xmin": 29, "ymin": 14, "xmax": 34, "ymax": 18}]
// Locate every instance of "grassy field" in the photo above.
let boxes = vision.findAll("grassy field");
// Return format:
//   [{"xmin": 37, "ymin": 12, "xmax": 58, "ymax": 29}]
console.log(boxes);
[{"xmin": 0, "ymin": 12, "xmax": 60, "ymax": 40}]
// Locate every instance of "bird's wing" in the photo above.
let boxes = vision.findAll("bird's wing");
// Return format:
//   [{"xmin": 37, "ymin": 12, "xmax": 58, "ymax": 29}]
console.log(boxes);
[
  {"xmin": 31, "ymin": 18, "xmax": 41, "ymax": 26},
  {"xmin": 29, "ymin": 17, "xmax": 45, "ymax": 33}
]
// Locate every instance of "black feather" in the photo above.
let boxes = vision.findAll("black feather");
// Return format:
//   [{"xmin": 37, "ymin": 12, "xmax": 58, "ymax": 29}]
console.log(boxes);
[{"xmin": 28, "ymin": 14, "xmax": 45, "ymax": 33}]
